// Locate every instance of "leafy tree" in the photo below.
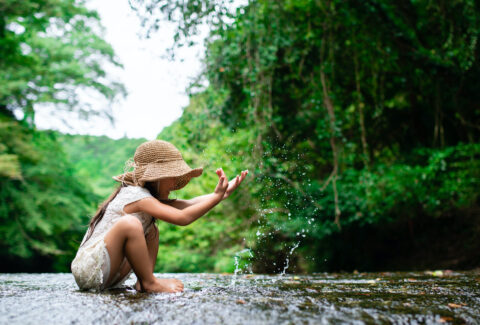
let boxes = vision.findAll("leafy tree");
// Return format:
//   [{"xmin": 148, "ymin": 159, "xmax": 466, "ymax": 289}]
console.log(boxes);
[
  {"xmin": 0, "ymin": 0, "xmax": 126, "ymax": 271},
  {"xmin": 133, "ymin": 0, "xmax": 480, "ymax": 272},
  {"xmin": 0, "ymin": 116, "xmax": 98, "ymax": 271},
  {"xmin": 0, "ymin": 0, "xmax": 126, "ymax": 125},
  {"xmin": 2, "ymin": 0, "xmax": 479, "ymax": 273}
]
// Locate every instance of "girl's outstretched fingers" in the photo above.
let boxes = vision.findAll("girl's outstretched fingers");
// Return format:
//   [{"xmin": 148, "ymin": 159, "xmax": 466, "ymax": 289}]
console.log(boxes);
[
  {"xmin": 214, "ymin": 170, "xmax": 229, "ymax": 196},
  {"xmin": 222, "ymin": 169, "xmax": 249, "ymax": 200}
]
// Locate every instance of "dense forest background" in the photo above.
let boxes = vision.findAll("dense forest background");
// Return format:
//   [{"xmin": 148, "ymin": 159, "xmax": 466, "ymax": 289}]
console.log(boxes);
[{"xmin": 1, "ymin": 0, "xmax": 479, "ymax": 274}]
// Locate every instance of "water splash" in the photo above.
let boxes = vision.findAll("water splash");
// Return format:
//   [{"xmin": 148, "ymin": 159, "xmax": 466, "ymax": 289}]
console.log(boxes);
[
  {"xmin": 270, "ymin": 242, "xmax": 301, "ymax": 284},
  {"xmin": 231, "ymin": 248, "xmax": 253, "ymax": 286},
  {"xmin": 281, "ymin": 242, "xmax": 300, "ymax": 276}
]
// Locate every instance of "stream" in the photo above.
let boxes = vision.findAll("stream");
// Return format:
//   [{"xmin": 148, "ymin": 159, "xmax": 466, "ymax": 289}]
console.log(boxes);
[{"xmin": 0, "ymin": 270, "xmax": 479, "ymax": 324}]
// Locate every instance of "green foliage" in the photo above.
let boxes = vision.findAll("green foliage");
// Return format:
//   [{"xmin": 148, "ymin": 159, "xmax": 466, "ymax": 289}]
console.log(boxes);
[
  {"xmin": 0, "ymin": 115, "xmax": 98, "ymax": 271},
  {"xmin": 132, "ymin": 0, "xmax": 480, "ymax": 272},
  {"xmin": 56, "ymin": 134, "xmax": 146, "ymax": 197},
  {"xmin": 0, "ymin": 0, "xmax": 126, "ymax": 124},
  {"xmin": 153, "ymin": 92, "xmax": 257, "ymax": 272},
  {"xmin": 0, "ymin": 0, "xmax": 126, "ymax": 271},
  {"xmin": 1, "ymin": 0, "xmax": 480, "ymax": 273}
]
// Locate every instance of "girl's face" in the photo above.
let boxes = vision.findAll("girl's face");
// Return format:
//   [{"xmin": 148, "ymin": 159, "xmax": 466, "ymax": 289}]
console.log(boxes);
[{"xmin": 155, "ymin": 178, "xmax": 176, "ymax": 199}]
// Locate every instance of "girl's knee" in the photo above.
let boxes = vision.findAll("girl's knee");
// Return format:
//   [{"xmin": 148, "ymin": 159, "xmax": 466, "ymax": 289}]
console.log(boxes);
[{"xmin": 117, "ymin": 215, "xmax": 143, "ymax": 235}]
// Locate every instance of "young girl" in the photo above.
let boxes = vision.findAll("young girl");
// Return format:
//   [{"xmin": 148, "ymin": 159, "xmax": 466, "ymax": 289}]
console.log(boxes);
[{"xmin": 71, "ymin": 140, "xmax": 248, "ymax": 293}]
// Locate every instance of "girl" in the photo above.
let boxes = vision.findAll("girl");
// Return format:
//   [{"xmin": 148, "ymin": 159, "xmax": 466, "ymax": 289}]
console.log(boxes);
[{"xmin": 71, "ymin": 140, "xmax": 248, "ymax": 293}]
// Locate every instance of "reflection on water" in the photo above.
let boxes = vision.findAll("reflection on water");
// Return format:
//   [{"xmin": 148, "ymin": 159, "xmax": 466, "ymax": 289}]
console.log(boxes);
[{"xmin": 0, "ymin": 271, "xmax": 479, "ymax": 324}]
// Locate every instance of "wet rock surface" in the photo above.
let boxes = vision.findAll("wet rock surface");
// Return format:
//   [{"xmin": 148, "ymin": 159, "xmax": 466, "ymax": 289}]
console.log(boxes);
[{"xmin": 0, "ymin": 271, "xmax": 479, "ymax": 324}]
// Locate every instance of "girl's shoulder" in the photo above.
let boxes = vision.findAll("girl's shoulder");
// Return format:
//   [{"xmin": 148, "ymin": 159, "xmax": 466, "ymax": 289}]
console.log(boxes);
[
  {"xmin": 120, "ymin": 185, "xmax": 151, "ymax": 195},
  {"xmin": 106, "ymin": 185, "xmax": 153, "ymax": 215},
  {"xmin": 116, "ymin": 185, "xmax": 153, "ymax": 204}
]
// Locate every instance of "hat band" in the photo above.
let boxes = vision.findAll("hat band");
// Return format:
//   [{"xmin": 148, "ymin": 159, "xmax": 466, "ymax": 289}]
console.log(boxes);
[{"xmin": 135, "ymin": 157, "xmax": 183, "ymax": 166}]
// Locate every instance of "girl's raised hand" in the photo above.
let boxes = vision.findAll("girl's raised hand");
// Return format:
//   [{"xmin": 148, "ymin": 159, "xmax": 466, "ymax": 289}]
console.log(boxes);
[
  {"xmin": 216, "ymin": 168, "xmax": 248, "ymax": 200},
  {"xmin": 214, "ymin": 168, "xmax": 229, "ymax": 198}
]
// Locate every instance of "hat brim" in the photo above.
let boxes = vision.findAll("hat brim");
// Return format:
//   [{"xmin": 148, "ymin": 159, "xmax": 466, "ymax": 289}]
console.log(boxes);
[{"xmin": 113, "ymin": 159, "xmax": 203, "ymax": 189}]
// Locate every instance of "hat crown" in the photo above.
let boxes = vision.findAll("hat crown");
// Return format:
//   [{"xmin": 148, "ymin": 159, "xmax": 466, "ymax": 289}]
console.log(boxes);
[
  {"xmin": 134, "ymin": 140, "xmax": 182, "ymax": 165},
  {"xmin": 113, "ymin": 139, "xmax": 202, "ymax": 190}
]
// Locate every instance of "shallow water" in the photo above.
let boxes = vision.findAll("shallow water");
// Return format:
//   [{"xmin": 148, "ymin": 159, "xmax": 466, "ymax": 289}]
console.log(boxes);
[{"xmin": 0, "ymin": 271, "xmax": 479, "ymax": 324}]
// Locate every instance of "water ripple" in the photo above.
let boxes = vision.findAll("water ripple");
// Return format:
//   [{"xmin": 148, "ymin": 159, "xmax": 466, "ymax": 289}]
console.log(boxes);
[{"xmin": 0, "ymin": 271, "xmax": 479, "ymax": 324}]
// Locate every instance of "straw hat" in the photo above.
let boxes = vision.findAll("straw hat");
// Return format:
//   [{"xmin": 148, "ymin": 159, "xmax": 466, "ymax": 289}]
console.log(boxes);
[{"xmin": 112, "ymin": 140, "xmax": 203, "ymax": 190}]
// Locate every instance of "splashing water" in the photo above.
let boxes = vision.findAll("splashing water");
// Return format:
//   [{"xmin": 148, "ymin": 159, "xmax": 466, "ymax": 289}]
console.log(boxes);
[
  {"xmin": 270, "ymin": 242, "xmax": 301, "ymax": 284},
  {"xmin": 281, "ymin": 242, "xmax": 300, "ymax": 276},
  {"xmin": 231, "ymin": 249, "xmax": 253, "ymax": 286}
]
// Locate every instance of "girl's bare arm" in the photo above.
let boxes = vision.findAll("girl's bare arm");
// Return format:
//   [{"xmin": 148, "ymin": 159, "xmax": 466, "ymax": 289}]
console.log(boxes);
[
  {"xmin": 137, "ymin": 194, "xmax": 221, "ymax": 226},
  {"xmin": 167, "ymin": 169, "xmax": 248, "ymax": 209},
  {"xmin": 166, "ymin": 193, "xmax": 215, "ymax": 210},
  {"xmin": 124, "ymin": 173, "xmax": 229, "ymax": 226}
]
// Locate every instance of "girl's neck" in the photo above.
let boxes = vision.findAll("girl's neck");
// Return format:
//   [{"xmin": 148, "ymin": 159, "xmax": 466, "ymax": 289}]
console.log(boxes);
[{"xmin": 157, "ymin": 190, "xmax": 169, "ymax": 200}]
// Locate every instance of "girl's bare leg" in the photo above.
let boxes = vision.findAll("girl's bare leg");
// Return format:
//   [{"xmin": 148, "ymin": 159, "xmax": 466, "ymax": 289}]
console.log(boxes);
[
  {"xmin": 103, "ymin": 216, "xmax": 183, "ymax": 292},
  {"xmin": 110, "ymin": 223, "xmax": 160, "ymax": 289},
  {"xmin": 108, "ymin": 222, "xmax": 182, "ymax": 292},
  {"xmin": 135, "ymin": 223, "xmax": 159, "ymax": 290}
]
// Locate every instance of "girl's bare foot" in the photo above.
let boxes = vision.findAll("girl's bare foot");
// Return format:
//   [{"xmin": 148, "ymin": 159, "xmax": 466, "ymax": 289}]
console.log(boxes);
[
  {"xmin": 137, "ymin": 278, "xmax": 184, "ymax": 293},
  {"xmin": 135, "ymin": 279, "xmax": 142, "ymax": 291}
]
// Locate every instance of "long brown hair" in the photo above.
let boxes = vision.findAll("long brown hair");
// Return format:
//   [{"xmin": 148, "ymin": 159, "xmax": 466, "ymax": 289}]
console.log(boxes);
[
  {"xmin": 81, "ymin": 181, "xmax": 176, "ymax": 247},
  {"xmin": 81, "ymin": 183, "xmax": 127, "ymax": 247}
]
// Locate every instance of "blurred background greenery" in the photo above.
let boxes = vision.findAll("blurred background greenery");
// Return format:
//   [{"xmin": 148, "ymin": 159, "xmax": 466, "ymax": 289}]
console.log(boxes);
[{"xmin": 1, "ymin": 0, "xmax": 479, "ymax": 274}]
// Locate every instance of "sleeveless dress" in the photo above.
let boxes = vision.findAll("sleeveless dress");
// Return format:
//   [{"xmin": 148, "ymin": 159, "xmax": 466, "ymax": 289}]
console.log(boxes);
[{"xmin": 71, "ymin": 185, "xmax": 155, "ymax": 291}]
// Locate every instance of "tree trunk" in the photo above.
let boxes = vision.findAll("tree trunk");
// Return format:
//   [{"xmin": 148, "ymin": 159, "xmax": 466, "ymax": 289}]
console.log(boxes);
[
  {"xmin": 353, "ymin": 41, "xmax": 370, "ymax": 169},
  {"xmin": 320, "ymin": 69, "xmax": 341, "ymax": 230}
]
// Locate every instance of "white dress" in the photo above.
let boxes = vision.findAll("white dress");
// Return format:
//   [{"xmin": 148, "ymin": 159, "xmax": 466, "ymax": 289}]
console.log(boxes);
[{"xmin": 71, "ymin": 185, "xmax": 155, "ymax": 291}]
